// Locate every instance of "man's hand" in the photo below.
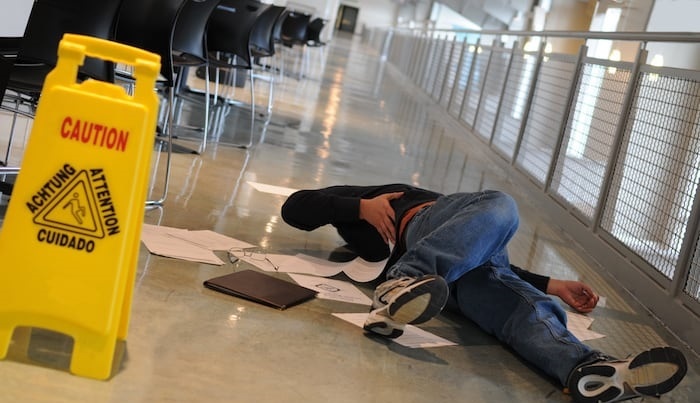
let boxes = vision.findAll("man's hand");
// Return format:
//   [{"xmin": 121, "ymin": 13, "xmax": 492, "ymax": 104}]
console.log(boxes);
[
  {"xmin": 547, "ymin": 279, "xmax": 599, "ymax": 313},
  {"xmin": 359, "ymin": 192, "xmax": 404, "ymax": 245}
]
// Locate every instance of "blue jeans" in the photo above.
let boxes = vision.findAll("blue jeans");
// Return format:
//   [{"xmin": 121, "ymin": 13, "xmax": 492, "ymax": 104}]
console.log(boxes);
[{"xmin": 387, "ymin": 190, "xmax": 597, "ymax": 385}]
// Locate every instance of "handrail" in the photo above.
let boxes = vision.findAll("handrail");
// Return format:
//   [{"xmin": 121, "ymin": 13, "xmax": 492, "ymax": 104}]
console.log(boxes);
[{"xmin": 387, "ymin": 28, "xmax": 700, "ymax": 43}]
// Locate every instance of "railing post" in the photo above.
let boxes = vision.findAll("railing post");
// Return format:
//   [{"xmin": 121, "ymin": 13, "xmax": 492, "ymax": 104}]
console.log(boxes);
[
  {"xmin": 471, "ymin": 39, "xmax": 501, "ymax": 129},
  {"xmin": 543, "ymin": 43, "xmax": 589, "ymax": 192},
  {"xmin": 437, "ymin": 37, "xmax": 458, "ymax": 104},
  {"xmin": 447, "ymin": 37, "xmax": 469, "ymax": 115},
  {"xmin": 411, "ymin": 33, "xmax": 427, "ymax": 82},
  {"xmin": 421, "ymin": 35, "xmax": 438, "ymax": 91},
  {"xmin": 458, "ymin": 38, "xmax": 482, "ymax": 123},
  {"xmin": 488, "ymin": 40, "xmax": 520, "ymax": 146},
  {"xmin": 380, "ymin": 29, "xmax": 393, "ymax": 62},
  {"xmin": 511, "ymin": 38, "xmax": 548, "ymax": 164},
  {"xmin": 423, "ymin": 35, "xmax": 440, "ymax": 93}
]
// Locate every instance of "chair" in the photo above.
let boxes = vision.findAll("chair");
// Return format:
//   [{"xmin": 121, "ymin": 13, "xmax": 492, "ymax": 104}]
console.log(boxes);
[
  {"xmin": 249, "ymin": 5, "xmax": 287, "ymax": 115},
  {"xmin": 115, "ymin": 0, "xmax": 220, "ymax": 205},
  {"xmin": 205, "ymin": 0, "xmax": 270, "ymax": 148},
  {"xmin": 305, "ymin": 17, "xmax": 327, "ymax": 47},
  {"xmin": 272, "ymin": 9, "xmax": 290, "ymax": 45},
  {"xmin": 279, "ymin": 11, "xmax": 311, "ymax": 79},
  {"xmin": 280, "ymin": 11, "xmax": 311, "ymax": 48},
  {"xmin": 170, "ymin": 0, "xmax": 222, "ymax": 154},
  {"xmin": 303, "ymin": 17, "xmax": 327, "ymax": 80},
  {"xmin": 0, "ymin": 0, "xmax": 124, "ymax": 194},
  {"xmin": 250, "ymin": 5, "xmax": 287, "ymax": 61}
]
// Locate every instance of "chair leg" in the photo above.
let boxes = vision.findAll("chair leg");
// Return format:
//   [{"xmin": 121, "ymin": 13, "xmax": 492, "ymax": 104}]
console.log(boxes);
[
  {"xmin": 301, "ymin": 45, "xmax": 310, "ymax": 79},
  {"xmin": 267, "ymin": 74, "xmax": 274, "ymax": 116},
  {"xmin": 198, "ymin": 64, "xmax": 211, "ymax": 154},
  {"xmin": 2, "ymin": 98, "xmax": 20, "ymax": 166},
  {"xmin": 234, "ymin": 69, "xmax": 255, "ymax": 149},
  {"xmin": 209, "ymin": 103, "xmax": 222, "ymax": 142},
  {"xmin": 213, "ymin": 62, "xmax": 221, "ymax": 104},
  {"xmin": 146, "ymin": 87, "xmax": 174, "ymax": 206}
]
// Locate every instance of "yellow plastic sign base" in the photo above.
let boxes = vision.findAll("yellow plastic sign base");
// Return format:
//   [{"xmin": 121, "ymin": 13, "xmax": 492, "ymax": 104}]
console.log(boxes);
[{"xmin": 0, "ymin": 34, "xmax": 160, "ymax": 380}]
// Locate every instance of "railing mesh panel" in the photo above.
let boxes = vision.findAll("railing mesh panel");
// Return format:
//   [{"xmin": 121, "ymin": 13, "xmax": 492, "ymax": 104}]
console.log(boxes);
[
  {"xmin": 515, "ymin": 57, "xmax": 578, "ymax": 186},
  {"xmin": 550, "ymin": 63, "xmax": 631, "ymax": 220},
  {"xmin": 474, "ymin": 47, "xmax": 511, "ymax": 141},
  {"xmin": 491, "ymin": 51, "xmax": 538, "ymax": 160},
  {"xmin": 600, "ymin": 71, "xmax": 700, "ymax": 279}
]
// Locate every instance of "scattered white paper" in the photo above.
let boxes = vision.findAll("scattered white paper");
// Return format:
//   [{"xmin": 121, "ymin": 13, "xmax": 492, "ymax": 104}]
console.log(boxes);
[
  {"xmin": 247, "ymin": 181, "xmax": 298, "ymax": 197},
  {"xmin": 142, "ymin": 223, "xmax": 188, "ymax": 237},
  {"xmin": 289, "ymin": 274, "xmax": 372, "ymax": 305},
  {"xmin": 597, "ymin": 296, "xmax": 607, "ymax": 308},
  {"xmin": 140, "ymin": 225, "xmax": 225, "ymax": 265},
  {"xmin": 141, "ymin": 224, "xmax": 255, "ymax": 265},
  {"xmin": 291, "ymin": 253, "xmax": 350, "ymax": 276},
  {"xmin": 333, "ymin": 313, "xmax": 458, "ymax": 348},
  {"xmin": 237, "ymin": 253, "xmax": 343, "ymax": 275},
  {"xmin": 566, "ymin": 311, "xmax": 606, "ymax": 341},
  {"xmin": 332, "ymin": 310, "xmax": 603, "ymax": 348},
  {"xmin": 140, "ymin": 224, "xmax": 384, "ymax": 281},
  {"xmin": 232, "ymin": 252, "xmax": 294, "ymax": 272},
  {"xmin": 259, "ymin": 253, "xmax": 384, "ymax": 282},
  {"xmin": 341, "ymin": 258, "xmax": 386, "ymax": 282},
  {"xmin": 181, "ymin": 230, "xmax": 255, "ymax": 250}
]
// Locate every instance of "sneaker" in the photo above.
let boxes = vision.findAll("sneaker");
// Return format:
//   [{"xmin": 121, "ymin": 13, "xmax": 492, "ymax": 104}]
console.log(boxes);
[
  {"xmin": 568, "ymin": 346, "xmax": 687, "ymax": 403},
  {"xmin": 363, "ymin": 275, "xmax": 448, "ymax": 339}
]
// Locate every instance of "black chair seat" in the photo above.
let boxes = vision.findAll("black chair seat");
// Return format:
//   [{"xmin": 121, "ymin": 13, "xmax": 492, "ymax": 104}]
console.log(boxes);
[
  {"xmin": 251, "ymin": 47, "xmax": 273, "ymax": 58},
  {"xmin": 207, "ymin": 52, "xmax": 250, "ymax": 69},
  {"xmin": 280, "ymin": 11, "xmax": 311, "ymax": 48},
  {"xmin": 4, "ymin": 63, "xmax": 50, "ymax": 95},
  {"xmin": 173, "ymin": 52, "xmax": 207, "ymax": 67},
  {"xmin": 305, "ymin": 17, "xmax": 326, "ymax": 47},
  {"xmin": 1, "ymin": 0, "xmax": 122, "ymax": 103},
  {"xmin": 249, "ymin": 4, "xmax": 286, "ymax": 60},
  {"xmin": 0, "ymin": 38, "xmax": 21, "ymax": 56}
]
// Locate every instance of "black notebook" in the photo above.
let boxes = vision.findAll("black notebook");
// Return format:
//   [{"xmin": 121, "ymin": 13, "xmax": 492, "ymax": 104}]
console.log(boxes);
[{"xmin": 203, "ymin": 269, "xmax": 317, "ymax": 310}]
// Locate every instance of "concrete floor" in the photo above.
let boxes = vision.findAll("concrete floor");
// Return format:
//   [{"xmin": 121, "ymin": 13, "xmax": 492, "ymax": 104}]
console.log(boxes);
[{"xmin": 0, "ymin": 34, "xmax": 698, "ymax": 402}]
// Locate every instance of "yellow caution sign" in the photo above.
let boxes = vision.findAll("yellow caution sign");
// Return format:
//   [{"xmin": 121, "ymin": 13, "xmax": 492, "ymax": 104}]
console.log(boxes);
[{"xmin": 0, "ymin": 34, "xmax": 160, "ymax": 379}]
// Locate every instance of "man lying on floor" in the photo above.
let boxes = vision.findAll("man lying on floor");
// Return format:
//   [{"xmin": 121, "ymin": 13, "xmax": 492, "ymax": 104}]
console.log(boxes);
[{"xmin": 281, "ymin": 183, "xmax": 687, "ymax": 403}]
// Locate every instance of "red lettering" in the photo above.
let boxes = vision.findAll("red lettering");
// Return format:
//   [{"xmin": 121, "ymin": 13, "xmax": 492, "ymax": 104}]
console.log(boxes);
[
  {"xmin": 70, "ymin": 120, "xmax": 81, "ymax": 140},
  {"xmin": 61, "ymin": 116, "xmax": 72, "ymax": 138},
  {"xmin": 116, "ymin": 131, "xmax": 128, "ymax": 152},
  {"xmin": 94, "ymin": 124, "xmax": 104, "ymax": 146},
  {"xmin": 81, "ymin": 122, "xmax": 91, "ymax": 143},
  {"xmin": 59, "ymin": 116, "xmax": 129, "ymax": 152}
]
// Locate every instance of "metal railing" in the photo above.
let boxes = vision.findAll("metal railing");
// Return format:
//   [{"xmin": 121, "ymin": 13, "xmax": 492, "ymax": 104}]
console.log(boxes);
[{"xmin": 365, "ymin": 27, "xmax": 700, "ymax": 352}]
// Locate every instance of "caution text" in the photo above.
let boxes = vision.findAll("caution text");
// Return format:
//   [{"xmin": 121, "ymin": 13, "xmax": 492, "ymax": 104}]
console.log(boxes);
[{"xmin": 61, "ymin": 116, "xmax": 129, "ymax": 152}]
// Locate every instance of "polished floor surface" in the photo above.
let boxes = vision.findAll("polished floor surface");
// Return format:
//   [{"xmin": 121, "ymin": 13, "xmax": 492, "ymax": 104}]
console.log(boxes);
[{"xmin": 0, "ymin": 33, "xmax": 698, "ymax": 402}]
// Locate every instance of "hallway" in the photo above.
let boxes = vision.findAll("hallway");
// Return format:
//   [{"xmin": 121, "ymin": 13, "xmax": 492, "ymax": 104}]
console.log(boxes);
[{"xmin": 0, "ymin": 34, "xmax": 698, "ymax": 402}]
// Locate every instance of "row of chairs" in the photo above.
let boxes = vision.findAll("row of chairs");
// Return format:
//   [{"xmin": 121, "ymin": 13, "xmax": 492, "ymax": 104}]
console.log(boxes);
[{"xmin": 0, "ymin": 0, "xmax": 327, "ymax": 205}]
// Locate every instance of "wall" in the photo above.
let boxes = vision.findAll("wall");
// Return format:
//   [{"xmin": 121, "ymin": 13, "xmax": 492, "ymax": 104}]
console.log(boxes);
[
  {"xmin": 351, "ymin": 0, "xmax": 398, "ymax": 33},
  {"xmin": 646, "ymin": 0, "xmax": 700, "ymax": 69},
  {"xmin": 282, "ymin": 0, "xmax": 396, "ymax": 35},
  {"xmin": 0, "ymin": 0, "xmax": 33, "ymax": 36},
  {"xmin": 544, "ymin": 0, "xmax": 595, "ymax": 54}
]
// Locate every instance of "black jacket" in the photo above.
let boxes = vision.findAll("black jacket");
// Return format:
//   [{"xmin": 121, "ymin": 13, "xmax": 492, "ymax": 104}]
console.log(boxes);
[{"xmin": 281, "ymin": 184, "xmax": 549, "ymax": 292}]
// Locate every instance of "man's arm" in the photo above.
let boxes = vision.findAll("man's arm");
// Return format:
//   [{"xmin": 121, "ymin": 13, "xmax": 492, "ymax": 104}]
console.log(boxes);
[
  {"xmin": 281, "ymin": 185, "xmax": 403, "ymax": 241},
  {"xmin": 510, "ymin": 264, "xmax": 599, "ymax": 313},
  {"xmin": 282, "ymin": 186, "xmax": 403, "ymax": 244},
  {"xmin": 358, "ymin": 192, "xmax": 404, "ymax": 244},
  {"xmin": 281, "ymin": 188, "xmax": 362, "ymax": 231},
  {"xmin": 510, "ymin": 264, "xmax": 550, "ymax": 293},
  {"xmin": 546, "ymin": 278, "xmax": 599, "ymax": 313}
]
